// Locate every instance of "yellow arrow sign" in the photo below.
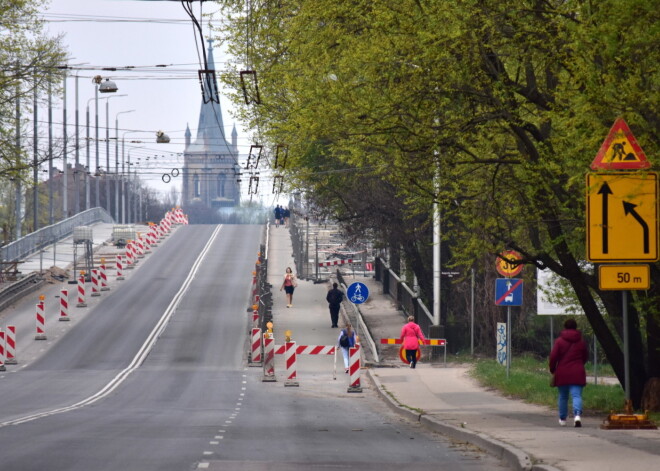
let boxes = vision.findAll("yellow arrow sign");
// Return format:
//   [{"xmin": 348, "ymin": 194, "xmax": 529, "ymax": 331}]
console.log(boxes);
[{"xmin": 586, "ymin": 172, "xmax": 658, "ymax": 262}]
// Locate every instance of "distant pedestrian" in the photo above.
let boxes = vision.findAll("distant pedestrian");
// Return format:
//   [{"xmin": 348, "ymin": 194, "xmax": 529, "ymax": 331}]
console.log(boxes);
[
  {"xmin": 400, "ymin": 315, "xmax": 425, "ymax": 369},
  {"xmin": 283, "ymin": 207, "xmax": 290, "ymax": 227},
  {"xmin": 549, "ymin": 318, "xmax": 588, "ymax": 427},
  {"xmin": 280, "ymin": 266, "xmax": 297, "ymax": 307},
  {"xmin": 326, "ymin": 282, "xmax": 344, "ymax": 328},
  {"xmin": 273, "ymin": 205, "xmax": 282, "ymax": 227},
  {"xmin": 337, "ymin": 323, "xmax": 357, "ymax": 373}
]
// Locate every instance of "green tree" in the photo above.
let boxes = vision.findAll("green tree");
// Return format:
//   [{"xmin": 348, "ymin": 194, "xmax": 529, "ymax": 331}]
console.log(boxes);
[{"xmin": 217, "ymin": 0, "xmax": 660, "ymax": 409}]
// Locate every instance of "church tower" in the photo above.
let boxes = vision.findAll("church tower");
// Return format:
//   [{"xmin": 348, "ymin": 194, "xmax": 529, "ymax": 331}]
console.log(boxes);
[{"xmin": 182, "ymin": 40, "xmax": 240, "ymax": 210}]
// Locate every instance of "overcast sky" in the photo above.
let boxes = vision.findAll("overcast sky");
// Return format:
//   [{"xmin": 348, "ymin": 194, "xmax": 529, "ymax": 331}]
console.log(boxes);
[{"xmin": 41, "ymin": 0, "xmax": 256, "ymax": 200}]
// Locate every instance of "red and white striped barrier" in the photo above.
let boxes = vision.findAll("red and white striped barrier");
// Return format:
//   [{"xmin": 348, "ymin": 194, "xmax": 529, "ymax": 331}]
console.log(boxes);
[
  {"xmin": 130, "ymin": 241, "xmax": 139, "ymax": 265},
  {"xmin": 136, "ymin": 237, "xmax": 145, "ymax": 258},
  {"xmin": 252, "ymin": 308, "xmax": 259, "ymax": 327},
  {"xmin": 35, "ymin": 301, "xmax": 47, "ymax": 340},
  {"xmin": 273, "ymin": 345, "xmax": 336, "ymax": 355},
  {"xmin": 91, "ymin": 269, "xmax": 100, "ymax": 297},
  {"xmin": 77, "ymin": 273, "xmax": 87, "ymax": 307},
  {"xmin": 284, "ymin": 341, "xmax": 298, "ymax": 386},
  {"xmin": 59, "ymin": 289, "xmax": 69, "ymax": 321},
  {"xmin": 100, "ymin": 263, "xmax": 109, "ymax": 291},
  {"xmin": 318, "ymin": 259, "xmax": 355, "ymax": 267},
  {"xmin": 249, "ymin": 328, "xmax": 262, "ymax": 366},
  {"xmin": 0, "ymin": 330, "xmax": 5, "ymax": 371},
  {"xmin": 116, "ymin": 254, "xmax": 124, "ymax": 280},
  {"xmin": 262, "ymin": 334, "xmax": 275, "ymax": 382},
  {"xmin": 125, "ymin": 243, "xmax": 135, "ymax": 269},
  {"xmin": 5, "ymin": 325, "xmax": 16, "ymax": 365},
  {"xmin": 348, "ymin": 345, "xmax": 362, "ymax": 392}
]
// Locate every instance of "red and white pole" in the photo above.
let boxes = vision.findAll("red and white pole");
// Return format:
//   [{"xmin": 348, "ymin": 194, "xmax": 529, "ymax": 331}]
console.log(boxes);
[
  {"xmin": 130, "ymin": 241, "xmax": 139, "ymax": 265},
  {"xmin": 125, "ymin": 243, "xmax": 135, "ymax": 269},
  {"xmin": 116, "ymin": 254, "xmax": 124, "ymax": 280},
  {"xmin": 262, "ymin": 334, "xmax": 276, "ymax": 382},
  {"xmin": 91, "ymin": 269, "xmax": 100, "ymax": 297},
  {"xmin": 35, "ymin": 299, "xmax": 47, "ymax": 340},
  {"xmin": 0, "ymin": 330, "xmax": 6, "ymax": 371},
  {"xmin": 100, "ymin": 262, "xmax": 109, "ymax": 291},
  {"xmin": 77, "ymin": 272, "xmax": 87, "ymax": 307},
  {"xmin": 5, "ymin": 325, "xmax": 16, "ymax": 365},
  {"xmin": 249, "ymin": 328, "xmax": 262, "ymax": 366},
  {"xmin": 284, "ymin": 341, "xmax": 299, "ymax": 387},
  {"xmin": 347, "ymin": 345, "xmax": 362, "ymax": 393},
  {"xmin": 59, "ymin": 288, "xmax": 69, "ymax": 321}
]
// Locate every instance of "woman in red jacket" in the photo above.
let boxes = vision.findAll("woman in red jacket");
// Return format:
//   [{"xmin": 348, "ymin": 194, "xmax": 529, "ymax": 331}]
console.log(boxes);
[
  {"xmin": 400, "ymin": 316, "xmax": 426, "ymax": 369},
  {"xmin": 549, "ymin": 318, "xmax": 589, "ymax": 427}
]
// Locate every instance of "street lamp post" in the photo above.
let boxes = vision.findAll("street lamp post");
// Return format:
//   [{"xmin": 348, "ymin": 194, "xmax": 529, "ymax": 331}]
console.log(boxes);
[
  {"xmin": 115, "ymin": 110, "xmax": 135, "ymax": 221},
  {"xmin": 93, "ymin": 76, "xmax": 119, "ymax": 209}
]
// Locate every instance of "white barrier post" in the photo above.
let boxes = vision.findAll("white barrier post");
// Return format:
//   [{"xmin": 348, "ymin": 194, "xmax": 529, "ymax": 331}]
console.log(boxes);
[
  {"xmin": 0, "ymin": 330, "xmax": 6, "ymax": 371},
  {"xmin": 35, "ymin": 297, "xmax": 47, "ymax": 340},
  {"xmin": 77, "ymin": 272, "xmax": 87, "ymax": 307},
  {"xmin": 59, "ymin": 288, "xmax": 69, "ymax": 321},
  {"xmin": 5, "ymin": 325, "xmax": 17, "ymax": 364},
  {"xmin": 284, "ymin": 340, "xmax": 299, "ymax": 387},
  {"xmin": 91, "ymin": 269, "xmax": 100, "ymax": 297},
  {"xmin": 262, "ymin": 333, "xmax": 276, "ymax": 382},
  {"xmin": 249, "ymin": 328, "xmax": 262, "ymax": 366},
  {"xmin": 347, "ymin": 345, "xmax": 362, "ymax": 393},
  {"xmin": 125, "ymin": 243, "xmax": 135, "ymax": 269},
  {"xmin": 116, "ymin": 254, "xmax": 124, "ymax": 280},
  {"xmin": 100, "ymin": 261, "xmax": 109, "ymax": 291}
]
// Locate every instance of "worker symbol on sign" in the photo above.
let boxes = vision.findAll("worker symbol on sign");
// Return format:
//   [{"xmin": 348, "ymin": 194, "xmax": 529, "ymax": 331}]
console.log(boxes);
[{"xmin": 611, "ymin": 142, "xmax": 637, "ymax": 162}]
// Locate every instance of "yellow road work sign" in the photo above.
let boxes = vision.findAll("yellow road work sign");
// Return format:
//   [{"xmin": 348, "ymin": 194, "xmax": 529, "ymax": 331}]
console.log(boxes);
[
  {"xmin": 598, "ymin": 265, "xmax": 650, "ymax": 290},
  {"xmin": 586, "ymin": 172, "xmax": 658, "ymax": 262}
]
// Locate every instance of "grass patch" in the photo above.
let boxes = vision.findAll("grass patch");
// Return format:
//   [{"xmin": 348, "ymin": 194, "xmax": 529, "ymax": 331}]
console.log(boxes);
[{"xmin": 470, "ymin": 354, "xmax": 625, "ymax": 415}]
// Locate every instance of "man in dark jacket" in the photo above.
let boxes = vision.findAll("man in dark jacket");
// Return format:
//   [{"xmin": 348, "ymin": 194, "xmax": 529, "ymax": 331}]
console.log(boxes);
[
  {"xmin": 326, "ymin": 283, "xmax": 344, "ymax": 328},
  {"xmin": 549, "ymin": 318, "xmax": 588, "ymax": 427}
]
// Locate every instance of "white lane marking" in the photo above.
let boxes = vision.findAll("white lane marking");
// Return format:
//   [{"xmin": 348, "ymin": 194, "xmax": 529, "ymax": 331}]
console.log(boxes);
[
  {"xmin": 197, "ymin": 463, "xmax": 209, "ymax": 469},
  {"xmin": 0, "ymin": 226, "xmax": 223, "ymax": 428},
  {"xmin": 203, "ymin": 451, "xmax": 213, "ymax": 456}
]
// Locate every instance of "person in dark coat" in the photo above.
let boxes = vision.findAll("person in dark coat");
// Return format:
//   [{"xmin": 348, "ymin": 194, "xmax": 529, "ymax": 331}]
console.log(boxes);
[
  {"xmin": 326, "ymin": 282, "xmax": 344, "ymax": 328},
  {"xmin": 549, "ymin": 318, "xmax": 588, "ymax": 427}
]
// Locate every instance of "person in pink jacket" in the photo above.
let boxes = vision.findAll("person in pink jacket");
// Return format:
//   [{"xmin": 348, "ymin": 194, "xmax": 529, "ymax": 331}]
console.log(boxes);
[{"xmin": 400, "ymin": 316, "xmax": 426, "ymax": 368}]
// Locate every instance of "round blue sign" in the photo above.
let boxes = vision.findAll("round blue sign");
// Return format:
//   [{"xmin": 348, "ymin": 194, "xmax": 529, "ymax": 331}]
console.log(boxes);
[{"xmin": 347, "ymin": 282, "xmax": 369, "ymax": 304}]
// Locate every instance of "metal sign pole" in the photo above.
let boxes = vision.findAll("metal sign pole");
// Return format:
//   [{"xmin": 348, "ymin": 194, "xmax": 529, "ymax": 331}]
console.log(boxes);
[
  {"xmin": 623, "ymin": 290, "xmax": 630, "ymax": 401},
  {"xmin": 506, "ymin": 305, "xmax": 511, "ymax": 379}
]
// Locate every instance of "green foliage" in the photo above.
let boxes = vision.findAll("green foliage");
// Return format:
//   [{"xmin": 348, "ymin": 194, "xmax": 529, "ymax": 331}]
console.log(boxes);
[
  {"xmin": 472, "ymin": 355, "xmax": 625, "ymax": 414},
  {"xmin": 216, "ymin": 0, "xmax": 660, "ymax": 405}
]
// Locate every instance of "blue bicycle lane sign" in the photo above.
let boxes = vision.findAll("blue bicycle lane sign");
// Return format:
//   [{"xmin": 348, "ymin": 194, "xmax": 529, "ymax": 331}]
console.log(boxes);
[{"xmin": 347, "ymin": 282, "xmax": 369, "ymax": 305}]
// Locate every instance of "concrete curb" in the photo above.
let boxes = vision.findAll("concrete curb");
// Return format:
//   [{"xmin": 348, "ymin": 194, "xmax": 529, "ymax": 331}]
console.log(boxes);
[{"xmin": 365, "ymin": 369, "xmax": 561, "ymax": 471}]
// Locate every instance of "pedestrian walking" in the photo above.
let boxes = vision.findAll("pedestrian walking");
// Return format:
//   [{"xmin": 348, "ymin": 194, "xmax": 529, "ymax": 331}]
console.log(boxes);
[
  {"xmin": 280, "ymin": 266, "xmax": 297, "ymax": 307},
  {"xmin": 326, "ymin": 282, "xmax": 344, "ymax": 328},
  {"xmin": 283, "ymin": 207, "xmax": 290, "ymax": 227},
  {"xmin": 337, "ymin": 323, "xmax": 357, "ymax": 373},
  {"xmin": 549, "ymin": 318, "xmax": 588, "ymax": 427},
  {"xmin": 400, "ymin": 315, "xmax": 425, "ymax": 369},
  {"xmin": 273, "ymin": 205, "xmax": 282, "ymax": 227}
]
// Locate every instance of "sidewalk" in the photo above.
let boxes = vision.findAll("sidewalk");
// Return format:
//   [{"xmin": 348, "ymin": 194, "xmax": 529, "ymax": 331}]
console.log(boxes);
[{"xmin": 267, "ymin": 225, "xmax": 660, "ymax": 471}]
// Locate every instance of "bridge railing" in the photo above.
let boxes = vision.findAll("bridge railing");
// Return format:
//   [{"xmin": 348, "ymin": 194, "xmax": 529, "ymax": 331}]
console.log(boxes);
[{"xmin": 1, "ymin": 208, "xmax": 114, "ymax": 264}]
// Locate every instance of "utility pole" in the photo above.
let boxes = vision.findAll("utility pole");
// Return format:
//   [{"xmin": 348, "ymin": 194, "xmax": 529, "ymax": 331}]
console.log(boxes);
[
  {"xmin": 33, "ymin": 74, "xmax": 38, "ymax": 232},
  {"xmin": 62, "ymin": 71, "xmax": 68, "ymax": 218},
  {"xmin": 48, "ymin": 79, "xmax": 54, "ymax": 225},
  {"xmin": 15, "ymin": 62, "xmax": 22, "ymax": 240},
  {"xmin": 74, "ymin": 75, "xmax": 80, "ymax": 214}
]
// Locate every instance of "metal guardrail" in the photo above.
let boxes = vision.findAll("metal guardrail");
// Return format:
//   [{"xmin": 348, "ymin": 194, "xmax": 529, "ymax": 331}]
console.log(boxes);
[
  {"xmin": 0, "ymin": 208, "xmax": 114, "ymax": 264},
  {"xmin": 0, "ymin": 273, "xmax": 45, "ymax": 312}
]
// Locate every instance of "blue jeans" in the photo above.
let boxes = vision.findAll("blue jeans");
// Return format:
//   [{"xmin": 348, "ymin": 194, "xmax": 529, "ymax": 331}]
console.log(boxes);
[{"xmin": 557, "ymin": 385, "xmax": 583, "ymax": 419}]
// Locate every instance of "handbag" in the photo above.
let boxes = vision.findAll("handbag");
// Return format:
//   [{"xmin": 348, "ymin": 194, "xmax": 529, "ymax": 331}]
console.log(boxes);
[{"xmin": 550, "ymin": 373, "xmax": 556, "ymax": 387}]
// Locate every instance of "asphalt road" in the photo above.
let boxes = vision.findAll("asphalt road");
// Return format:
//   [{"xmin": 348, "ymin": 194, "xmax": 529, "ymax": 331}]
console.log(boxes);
[{"xmin": 0, "ymin": 225, "xmax": 507, "ymax": 471}]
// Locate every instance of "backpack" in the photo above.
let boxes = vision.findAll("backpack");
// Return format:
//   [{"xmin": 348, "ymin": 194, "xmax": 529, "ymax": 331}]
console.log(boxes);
[{"xmin": 339, "ymin": 331, "xmax": 350, "ymax": 348}]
